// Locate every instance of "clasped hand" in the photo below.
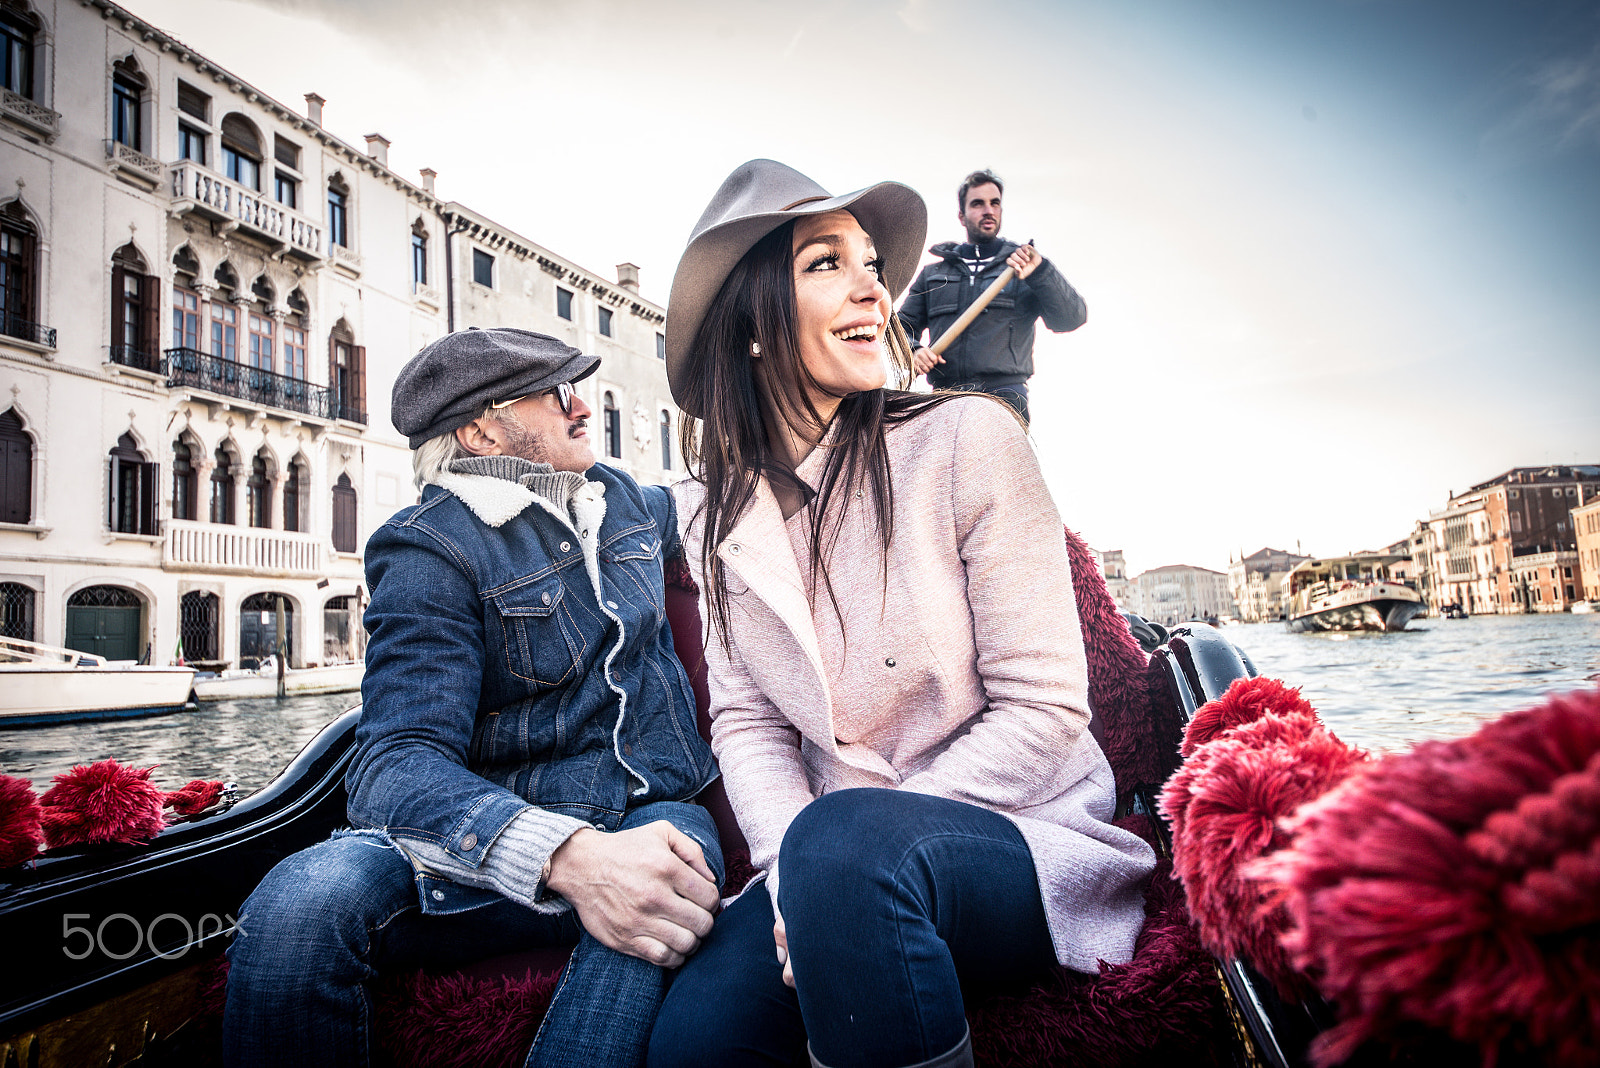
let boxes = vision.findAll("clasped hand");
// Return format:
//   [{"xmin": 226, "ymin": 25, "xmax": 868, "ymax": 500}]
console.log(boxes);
[{"xmin": 545, "ymin": 821, "xmax": 719, "ymax": 968}]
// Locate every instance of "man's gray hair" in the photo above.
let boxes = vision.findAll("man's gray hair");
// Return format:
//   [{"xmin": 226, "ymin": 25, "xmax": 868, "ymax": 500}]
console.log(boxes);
[{"xmin": 411, "ymin": 404, "xmax": 500, "ymax": 488}]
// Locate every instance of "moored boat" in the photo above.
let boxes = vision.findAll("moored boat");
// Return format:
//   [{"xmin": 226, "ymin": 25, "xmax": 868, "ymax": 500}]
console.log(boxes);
[
  {"xmin": 192, "ymin": 662, "xmax": 363, "ymax": 701},
  {"xmin": 1284, "ymin": 553, "xmax": 1424, "ymax": 633},
  {"xmin": 0, "ymin": 638, "xmax": 196, "ymax": 729}
]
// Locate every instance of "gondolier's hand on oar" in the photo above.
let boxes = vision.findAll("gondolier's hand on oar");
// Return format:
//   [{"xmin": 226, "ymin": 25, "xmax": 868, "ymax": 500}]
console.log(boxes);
[
  {"xmin": 1005, "ymin": 242, "xmax": 1041, "ymax": 280},
  {"xmin": 544, "ymin": 820, "xmax": 720, "ymax": 967}
]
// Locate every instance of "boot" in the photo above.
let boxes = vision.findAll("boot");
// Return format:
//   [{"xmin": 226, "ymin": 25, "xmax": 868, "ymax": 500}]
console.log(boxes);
[{"xmin": 807, "ymin": 1027, "xmax": 973, "ymax": 1068}]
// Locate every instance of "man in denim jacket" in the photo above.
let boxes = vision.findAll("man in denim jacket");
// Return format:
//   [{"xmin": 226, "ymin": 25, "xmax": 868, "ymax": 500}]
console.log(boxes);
[{"xmin": 225, "ymin": 329, "xmax": 722, "ymax": 1068}]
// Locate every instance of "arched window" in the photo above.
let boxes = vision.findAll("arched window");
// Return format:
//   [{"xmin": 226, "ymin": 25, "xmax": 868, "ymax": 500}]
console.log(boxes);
[
  {"xmin": 603, "ymin": 392, "xmax": 621, "ymax": 459},
  {"xmin": 411, "ymin": 221, "xmax": 428, "ymax": 288},
  {"xmin": 659, "ymin": 410, "xmax": 672, "ymax": 470},
  {"xmin": 331, "ymin": 473, "xmax": 357, "ymax": 553},
  {"xmin": 209, "ymin": 262, "xmax": 239, "ymax": 363},
  {"xmin": 327, "ymin": 174, "xmax": 350, "ymax": 249},
  {"xmin": 247, "ymin": 450, "xmax": 272, "ymax": 528},
  {"xmin": 0, "ymin": 200, "xmax": 40, "ymax": 343},
  {"xmin": 283, "ymin": 456, "xmax": 307, "ymax": 532},
  {"xmin": 322, "ymin": 594, "xmax": 362, "ymax": 663},
  {"xmin": 220, "ymin": 113, "xmax": 262, "ymax": 190},
  {"xmin": 171, "ymin": 437, "xmax": 196, "ymax": 521},
  {"xmin": 179, "ymin": 590, "xmax": 218, "ymax": 663},
  {"xmin": 210, "ymin": 444, "xmax": 235, "ymax": 525},
  {"xmin": 329, "ymin": 323, "xmax": 365, "ymax": 423},
  {"xmin": 0, "ymin": 581, "xmax": 35, "ymax": 642},
  {"xmin": 172, "ymin": 249, "xmax": 200, "ymax": 351},
  {"xmin": 239, "ymin": 592, "xmax": 293, "ymax": 667},
  {"xmin": 1, "ymin": 6, "xmax": 39, "ymax": 99},
  {"xmin": 108, "ymin": 432, "xmax": 156, "ymax": 535},
  {"xmin": 110, "ymin": 57, "xmax": 147, "ymax": 152},
  {"xmin": 110, "ymin": 243, "xmax": 158, "ymax": 371},
  {"xmin": 66, "ymin": 585, "xmax": 143, "ymax": 662},
  {"xmin": 1, "ymin": 407, "xmax": 31, "ymax": 524}
]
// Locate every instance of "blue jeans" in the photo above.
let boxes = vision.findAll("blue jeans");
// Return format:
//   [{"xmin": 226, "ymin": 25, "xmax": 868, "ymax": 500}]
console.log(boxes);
[
  {"xmin": 225, "ymin": 801, "xmax": 722, "ymax": 1068},
  {"xmin": 938, "ymin": 379, "xmax": 1029, "ymax": 424},
  {"xmin": 648, "ymin": 789, "xmax": 1056, "ymax": 1068}
]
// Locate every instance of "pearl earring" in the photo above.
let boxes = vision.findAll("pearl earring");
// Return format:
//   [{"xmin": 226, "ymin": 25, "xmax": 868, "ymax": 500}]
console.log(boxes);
[{"xmin": 749, "ymin": 341, "xmax": 762, "ymax": 356}]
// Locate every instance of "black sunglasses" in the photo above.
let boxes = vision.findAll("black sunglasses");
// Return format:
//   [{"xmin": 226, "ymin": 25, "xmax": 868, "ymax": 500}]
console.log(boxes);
[{"xmin": 492, "ymin": 381, "xmax": 575, "ymax": 416}]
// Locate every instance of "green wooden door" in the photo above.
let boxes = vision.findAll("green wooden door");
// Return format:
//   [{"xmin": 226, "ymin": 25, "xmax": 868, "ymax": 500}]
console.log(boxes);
[{"xmin": 65, "ymin": 606, "xmax": 141, "ymax": 661}]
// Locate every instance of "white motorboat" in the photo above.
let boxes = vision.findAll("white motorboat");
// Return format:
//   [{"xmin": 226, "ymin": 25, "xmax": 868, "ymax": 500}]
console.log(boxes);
[
  {"xmin": 1285, "ymin": 553, "xmax": 1425, "ymax": 633},
  {"xmin": 192, "ymin": 662, "xmax": 363, "ymax": 701},
  {"xmin": 0, "ymin": 637, "xmax": 196, "ymax": 728}
]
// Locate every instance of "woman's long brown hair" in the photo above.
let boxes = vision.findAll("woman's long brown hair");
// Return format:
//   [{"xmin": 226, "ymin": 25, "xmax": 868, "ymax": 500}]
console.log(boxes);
[{"xmin": 677, "ymin": 219, "xmax": 972, "ymax": 645}]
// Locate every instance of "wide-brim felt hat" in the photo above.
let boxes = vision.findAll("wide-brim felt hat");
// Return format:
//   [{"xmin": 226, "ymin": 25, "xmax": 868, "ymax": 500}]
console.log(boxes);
[
  {"xmin": 665, "ymin": 159, "xmax": 927, "ymax": 417},
  {"xmin": 392, "ymin": 327, "xmax": 599, "ymax": 448}
]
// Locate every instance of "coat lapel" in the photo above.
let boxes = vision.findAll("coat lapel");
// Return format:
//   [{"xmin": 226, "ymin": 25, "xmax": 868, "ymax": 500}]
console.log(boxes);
[{"xmin": 719, "ymin": 477, "xmax": 839, "ymax": 749}]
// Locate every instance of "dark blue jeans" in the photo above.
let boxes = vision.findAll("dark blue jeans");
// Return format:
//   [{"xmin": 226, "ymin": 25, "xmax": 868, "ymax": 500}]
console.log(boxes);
[
  {"xmin": 225, "ymin": 801, "xmax": 722, "ymax": 1068},
  {"xmin": 938, "ymin": 379, "xmax": 1029, "ymax": 424},
  {"xmin": 648, "ymin": 789, "xmax": 1056, "ymax": 1068}
]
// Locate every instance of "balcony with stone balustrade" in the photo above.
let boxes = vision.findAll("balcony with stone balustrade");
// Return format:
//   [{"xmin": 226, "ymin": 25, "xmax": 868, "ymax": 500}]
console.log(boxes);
[
  {"xmin": 168, "ymin": 162, "xmax": 324, "ymax": 262},
  {"xmin": 0, "ymin": 85, "xmax": 58, "ymax": 139},
  {"xmin": 164, "ymin": 518, "xmax": 324, "ymax": 577}
]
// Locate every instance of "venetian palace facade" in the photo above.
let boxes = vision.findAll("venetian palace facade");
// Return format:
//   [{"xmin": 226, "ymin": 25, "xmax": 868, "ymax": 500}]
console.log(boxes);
[{"xmin": 1, "ymin": 0, "xmax": 680, "ymax": 669}]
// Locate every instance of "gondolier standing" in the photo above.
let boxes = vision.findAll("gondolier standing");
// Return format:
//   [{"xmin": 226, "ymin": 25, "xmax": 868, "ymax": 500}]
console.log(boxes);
[{"xmin": 898, "ymin": 169, "xmax": 1087, "ymax": 424}]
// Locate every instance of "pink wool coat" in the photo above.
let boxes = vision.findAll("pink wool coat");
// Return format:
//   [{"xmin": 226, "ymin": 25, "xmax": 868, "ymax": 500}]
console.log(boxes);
[{"xmin": 676, "ymin": 396, "xmax": 1156, "ymax": 971}]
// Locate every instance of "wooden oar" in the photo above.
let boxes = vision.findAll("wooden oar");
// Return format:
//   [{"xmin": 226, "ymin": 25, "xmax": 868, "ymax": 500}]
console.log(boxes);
[{"xmin": 928, "ymin": 240, "xmax": 1032, "ymax": 356}]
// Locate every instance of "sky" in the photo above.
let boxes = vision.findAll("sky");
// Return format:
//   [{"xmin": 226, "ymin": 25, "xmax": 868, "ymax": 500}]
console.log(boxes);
[{"xmin": 129, "ymin": 0, "xmax": 1600, "ymax": 576}]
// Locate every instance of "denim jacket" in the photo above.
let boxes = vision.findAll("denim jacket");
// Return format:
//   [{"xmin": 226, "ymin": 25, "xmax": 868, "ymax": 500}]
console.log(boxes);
[{"xmin": 348, "ymin": 463, "xmax": 717, "ymax": 914}]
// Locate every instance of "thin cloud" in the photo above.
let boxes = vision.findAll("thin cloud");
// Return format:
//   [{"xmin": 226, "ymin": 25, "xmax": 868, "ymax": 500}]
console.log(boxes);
[{"xmin": 1481, "ymin": 35, "xmax": 1600, "ymax": 159}]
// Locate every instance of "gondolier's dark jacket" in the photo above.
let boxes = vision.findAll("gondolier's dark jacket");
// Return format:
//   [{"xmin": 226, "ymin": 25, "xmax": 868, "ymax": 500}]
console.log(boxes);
[
  {"xmin": 348, "ymin": 463, "xmax": 716, "ymax": 915},
  {"xmin": 897, "ymin": 239, "xmax": 1087, "ymax": 389}
]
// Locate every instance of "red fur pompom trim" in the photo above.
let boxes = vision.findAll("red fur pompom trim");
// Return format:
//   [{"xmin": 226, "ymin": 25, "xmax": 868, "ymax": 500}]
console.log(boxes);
[
  {"xmin": 1182, "ymin": 676, "xmax": 1316, "ymax": 758},
  {"xmin": 39, "ymin": 760, "xmax": 168, "ymax": 848},
  {"xmin": 663, "ymin": 556, "xmax": 698, "ymax": 595},
  {"xmin": 1162, "ymin": 710, "xmax": 1367, "ymax": 996},
  {"xmin": 164, "ymin": 778, "xmax": 225, "ymax": 817},
  {"xmin": 0, "ymin": 774, "xmax": 44, "ymax": 868},
  {"xmin": 1271, "ymin": 687, "xmax": 1600, "ymax": 1067}
]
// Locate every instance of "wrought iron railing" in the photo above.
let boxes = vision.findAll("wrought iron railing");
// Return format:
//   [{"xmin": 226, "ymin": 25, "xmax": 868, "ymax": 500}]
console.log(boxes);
[
  {"xmin": 109, "ymin": 345, "xmax": 161, "ymax": 372},
  {"xmin": 332, "ymin": 399, "xmax": 367, "ymax": 424},
  {"xmin": 1, "ymin": 313, "xmax": 57, "ymax": 348},
  {"xmin": 164, "ymin": 348, "xmax": 332, "ymax": 420}
]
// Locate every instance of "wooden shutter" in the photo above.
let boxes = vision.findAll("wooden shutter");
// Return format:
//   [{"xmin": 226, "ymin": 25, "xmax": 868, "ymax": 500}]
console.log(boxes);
[
  {"xmin": 15, "ymin": 227, "xmax": 35, "ymax": 324},
  {"xmin": 140, "ymin": 462, "xmax": 158, "ymax": 534},
  {"xmin": 352, "ymin": 345, "xmax": 367, "ymax": 421},
  {"xmin": 110, "ymin": 262, "xmax": 127, "ymax": 349},
  {"xmin": 0, "ymin": 430, "xmax": 29, "ymax": 524},
  {"xmin": 332, "ymin": 476, "xmax": 357, "ymax": 552},
  {"xmin": 139, "ymin": 272, "xmax": 161, "ymax": 362}
]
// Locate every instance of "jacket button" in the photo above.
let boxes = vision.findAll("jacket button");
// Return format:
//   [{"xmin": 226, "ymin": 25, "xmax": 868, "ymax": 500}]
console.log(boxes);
[
  {"xmin": 431, "ymin": 889, "xmax": 445, "ymax": 901},
  {"xmin": 541, "ymin": 592, "xmax": 551, "ymax": 605},
  {"xmin": 606, "ymin": 600, "xmax": 619, "ymax": 610},
  {"xmin": 728, "ymin": 543, "xmax": 741, "ymax": 555},
  {"xmin": 624, "ymin": 742, "xmax": 633, "ymax": 755},
  {"xmin": 885, "ymin": 657, "xmax": 896, "ymax": 667},
  {"xmin": 460, "ymin": 833, "xmax": 478, "ymax": 851},
  {"xmin": 640, "ymin": 541, "xmax": 649, "ymax": 551},
  {"xmin": 560, "ymin": 541, "xmax": 571, "ymax": 552}
]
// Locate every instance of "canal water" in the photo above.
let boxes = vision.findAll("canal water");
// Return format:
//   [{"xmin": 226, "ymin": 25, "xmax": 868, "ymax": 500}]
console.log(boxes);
[{"xmin": 3, "ymin": 614, "xmax": 1598, "ymax": 795}]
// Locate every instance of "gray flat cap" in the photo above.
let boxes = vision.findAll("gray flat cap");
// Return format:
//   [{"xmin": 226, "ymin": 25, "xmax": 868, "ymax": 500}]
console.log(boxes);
[
  {"xmin": 665, "ymin": 159, "xmax": 926, "ymax": 417},
  {"xmin": 392, "ymin": 328, "xmax": 599, "ymax": 448}
]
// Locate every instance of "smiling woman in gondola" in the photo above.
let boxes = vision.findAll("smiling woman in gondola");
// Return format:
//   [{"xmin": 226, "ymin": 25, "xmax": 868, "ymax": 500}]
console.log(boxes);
[{"xmin": 646, "ymin": 160, "xmax": 1156, "ymax": 1068}]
